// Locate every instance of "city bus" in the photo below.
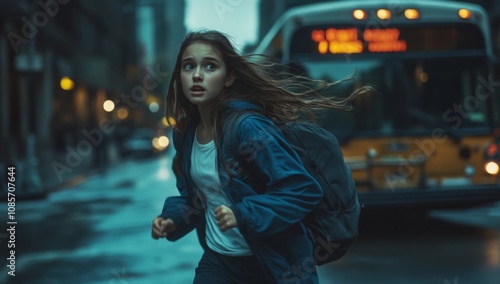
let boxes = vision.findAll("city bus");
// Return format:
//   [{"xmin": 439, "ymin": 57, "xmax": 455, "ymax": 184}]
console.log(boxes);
[{"xmin": 254, "ymin": 0, "xmax": 500, "ymax": 208}]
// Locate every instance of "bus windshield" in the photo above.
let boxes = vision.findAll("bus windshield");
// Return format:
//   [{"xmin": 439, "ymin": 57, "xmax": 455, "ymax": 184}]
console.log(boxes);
[
  {"xmin": 260, "ymin": 0, "xmax": 500, "ymax": 207},
  {"xmin": 296, "ymin": 55, "xmax": 491, "ymax": 140}
]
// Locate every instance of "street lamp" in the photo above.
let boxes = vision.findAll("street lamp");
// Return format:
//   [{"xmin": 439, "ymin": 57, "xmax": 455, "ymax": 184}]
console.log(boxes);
[
  {"xmin": 60, "ymin": 76, "xmax": 74, "ymax": 91},
  {"xmin": 103, "ymin": 100, "xmax": 115, "ymax": 112}
]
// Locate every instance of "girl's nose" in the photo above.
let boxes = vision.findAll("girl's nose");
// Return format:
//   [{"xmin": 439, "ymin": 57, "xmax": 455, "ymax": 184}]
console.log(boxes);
[{"xmin": 193, "ymin": 67, "xmax": 202, "ymax": 81}]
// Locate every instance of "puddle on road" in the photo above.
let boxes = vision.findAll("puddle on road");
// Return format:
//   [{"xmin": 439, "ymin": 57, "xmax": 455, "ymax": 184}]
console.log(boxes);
[
  {"xmin": 4, "ymin": 255, "xmax": 141, "ymax": 284},
  {"xmin": 3, "ymin": 196, "xmax": 132, "ymax": 258}
]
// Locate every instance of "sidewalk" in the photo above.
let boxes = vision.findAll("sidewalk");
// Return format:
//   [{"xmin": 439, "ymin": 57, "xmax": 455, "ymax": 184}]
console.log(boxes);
[
  {"xmin": 43, "ymin": 141, "xmax": 123, "ymax": 192},
  {"xmin": 0, "ymin": 149, "xmax": 199, "ymax": 284},
  {"xmin": 39, "ymin": 151, "xmax": 94, "ymax": 192},
  {"xmin": 1, "ymin": 141, "xmax": 122, "ymax": 201}
]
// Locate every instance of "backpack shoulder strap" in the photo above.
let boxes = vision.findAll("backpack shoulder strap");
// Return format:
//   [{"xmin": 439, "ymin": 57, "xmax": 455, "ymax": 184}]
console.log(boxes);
[
  {"xmin": 223, "ymin": 111, "xmax": 257, "ymax": 155},
  {"xmin": 223, "ymin": 111, "xmax": 266, "ymax": 191}
]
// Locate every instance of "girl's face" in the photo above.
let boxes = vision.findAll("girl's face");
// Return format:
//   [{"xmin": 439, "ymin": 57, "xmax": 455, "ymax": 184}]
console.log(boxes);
[{"xmin": 180, "ymin": 42, "xmax": 234, "ymax": 109}]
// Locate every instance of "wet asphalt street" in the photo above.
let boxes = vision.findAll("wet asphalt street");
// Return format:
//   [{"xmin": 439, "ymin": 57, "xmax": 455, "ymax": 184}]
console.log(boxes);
[{"xmin": 1, "ymin": 148, "xmax": 499, "ymax": 284}]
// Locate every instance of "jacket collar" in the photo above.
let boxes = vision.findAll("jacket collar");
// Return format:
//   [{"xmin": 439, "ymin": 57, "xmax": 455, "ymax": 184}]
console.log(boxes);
[
  {"xmin": 181, "ymin": 100, "xmax": 263, "ymax": 142},
  {"xmin": 227, "ymin": 100, "xmax": 263, "ymax": 113}
]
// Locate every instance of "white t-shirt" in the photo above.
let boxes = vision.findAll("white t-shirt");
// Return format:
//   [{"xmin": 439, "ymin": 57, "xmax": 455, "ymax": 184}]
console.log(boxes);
[{"xmin": 190, "ymin": 131, "xmax": 252, "ymax": 256}]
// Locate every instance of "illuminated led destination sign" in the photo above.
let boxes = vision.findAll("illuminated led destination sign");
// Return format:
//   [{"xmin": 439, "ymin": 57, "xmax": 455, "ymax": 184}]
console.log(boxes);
[
  {"xmin": 291, "ymin": 25, "xmax": 485, "ymax": 55},
  {"xmin": 311, "ymin": 28, "xmax": 407, "ymax": 54}
]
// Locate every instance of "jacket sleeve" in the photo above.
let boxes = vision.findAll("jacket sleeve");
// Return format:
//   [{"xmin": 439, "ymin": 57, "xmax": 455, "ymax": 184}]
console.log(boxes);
[
  {"xmin": 158, "ymin": 180, "xmax": 200, "ymax": 241},
  {"xmin": 229, "ymin": 115, "xmax": 323, "ymax": 238},
  {"xmin": 158, "ymin": 131, "xmax": 200, "ymax": 241}
]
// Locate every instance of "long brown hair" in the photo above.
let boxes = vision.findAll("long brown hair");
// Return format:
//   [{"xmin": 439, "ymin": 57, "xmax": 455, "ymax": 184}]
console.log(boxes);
[
  {"xmin": 166, "ymin": 30, "xmax": 372, "ymax": 177},
  {"xmin": 166, "ymin": 29, "xmax": 371, "ymax": 132}
]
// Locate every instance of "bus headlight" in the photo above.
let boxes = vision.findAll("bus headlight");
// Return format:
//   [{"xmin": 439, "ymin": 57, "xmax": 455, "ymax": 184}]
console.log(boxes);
[
  {"xmin": 353, "ymin": 9, "xmax": 367, "ymax": 20},
  {"xmin": 458, "ymin": 9, "xmax": 471, "ymax": 19},
  {"xmin": 404, "ymin": 9, "xmax": 420, "ymax": 20},
  {"xmin": 485, "ymin": 161, "xmax": 499, "ymax": 175},
  {"xmin": 377, "ymin": 9, "xmax": 391, "ymax": 20}
]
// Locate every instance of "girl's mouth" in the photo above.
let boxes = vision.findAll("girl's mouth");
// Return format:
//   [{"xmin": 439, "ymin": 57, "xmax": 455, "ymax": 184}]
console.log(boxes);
[{"xmin": 190, "ymin": 85, "xmax": 205, "ymax": 95}]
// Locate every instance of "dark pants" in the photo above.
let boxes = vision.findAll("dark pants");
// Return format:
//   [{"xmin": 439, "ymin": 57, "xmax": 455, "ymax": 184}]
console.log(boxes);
[{"xmin": 193, "ymin": 248, "xmax": 275, "ymax": 284}]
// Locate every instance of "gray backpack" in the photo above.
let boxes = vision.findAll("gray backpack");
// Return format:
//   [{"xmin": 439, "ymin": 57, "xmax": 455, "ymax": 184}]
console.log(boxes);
[{"xmin": 225, "ymin": 112, "xmax": 361, "ymax": 265}]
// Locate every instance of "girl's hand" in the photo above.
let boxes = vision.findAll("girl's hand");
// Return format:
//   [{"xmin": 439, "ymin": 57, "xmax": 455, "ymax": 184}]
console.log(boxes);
[
  {"xmin": 215, "ymin": 205, "xmax": 238, "ymax": 232},
  {"xmin": 152, "ymin": 217, "xmax": 176, "ymax": 239}
]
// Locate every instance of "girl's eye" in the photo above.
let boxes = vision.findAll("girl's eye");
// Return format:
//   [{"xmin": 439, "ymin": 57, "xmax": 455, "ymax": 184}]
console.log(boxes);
[
  {"xmin": 183, "ymin": 63, "xmax": 194, "ymax": 70},
  {"xmin": 206, "ymin": 63, "xmax": 216, "ymax": 70}
]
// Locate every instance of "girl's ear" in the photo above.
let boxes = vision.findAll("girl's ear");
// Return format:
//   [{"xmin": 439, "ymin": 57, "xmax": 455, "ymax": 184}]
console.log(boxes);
[{"xmin": 225, "ymin": 71, "xmax": 236, "ymax": 87}]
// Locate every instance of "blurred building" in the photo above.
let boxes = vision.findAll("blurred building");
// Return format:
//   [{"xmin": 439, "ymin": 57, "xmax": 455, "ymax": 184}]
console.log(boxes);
[{"xmin": 0, "ymin": 0, "xmax": 185, "ymax": 197}]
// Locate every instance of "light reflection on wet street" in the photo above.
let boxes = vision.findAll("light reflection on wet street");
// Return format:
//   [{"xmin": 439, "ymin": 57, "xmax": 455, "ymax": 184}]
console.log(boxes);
[{"xmin": 1, "ymin": 150, "xmax": 499, "ymax": 284}]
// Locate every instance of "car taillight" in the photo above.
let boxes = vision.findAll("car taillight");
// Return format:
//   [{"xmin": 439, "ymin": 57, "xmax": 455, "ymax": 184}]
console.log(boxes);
[
  {"xmin": 487, "ymin": 144, "xmax": 497, "ymax": 157},
  {"xmin": 485, "ymin": 143, "xmax": 499, "ymax": 158}
]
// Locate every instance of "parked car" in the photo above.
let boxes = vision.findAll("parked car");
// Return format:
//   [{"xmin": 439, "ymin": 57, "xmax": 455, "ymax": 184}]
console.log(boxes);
[{"xmin": 122, "ymin": 128, "xmax": 158, "ymax": 158}]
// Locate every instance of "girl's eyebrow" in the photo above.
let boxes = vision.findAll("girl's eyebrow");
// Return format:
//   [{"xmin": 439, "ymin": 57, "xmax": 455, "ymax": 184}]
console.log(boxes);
[{"xmin": 181, "ymin": 56, "xmax": 220, "ymax": 63}]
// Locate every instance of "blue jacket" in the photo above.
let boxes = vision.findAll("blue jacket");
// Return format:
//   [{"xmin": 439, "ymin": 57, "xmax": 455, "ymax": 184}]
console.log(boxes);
[{"xmin": 159, "ymin": 101, "xmax": 323, "ymax": 283}]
